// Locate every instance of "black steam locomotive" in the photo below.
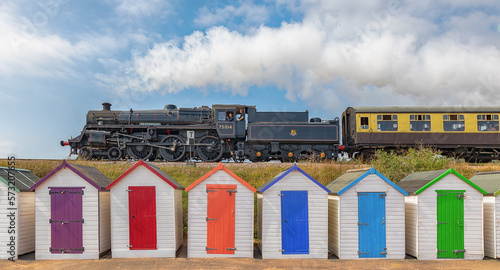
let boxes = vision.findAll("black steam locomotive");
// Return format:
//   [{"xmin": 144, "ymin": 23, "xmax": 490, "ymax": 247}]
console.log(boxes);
[{"xmin": 62, "ymin": 103, "xmax": 340, "ymax": 162}]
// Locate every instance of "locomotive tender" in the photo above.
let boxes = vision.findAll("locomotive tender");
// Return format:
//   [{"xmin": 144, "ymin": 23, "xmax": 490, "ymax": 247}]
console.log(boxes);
[{"xmin": 61, "ymin": 103, "xmax": 341, "ymax": 162}]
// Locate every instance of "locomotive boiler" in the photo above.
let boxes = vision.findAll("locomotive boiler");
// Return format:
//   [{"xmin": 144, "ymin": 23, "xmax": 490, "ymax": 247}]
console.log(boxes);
[{"xmin": 61, "ymin": 103, "xmax": 341, "ymax": 162}]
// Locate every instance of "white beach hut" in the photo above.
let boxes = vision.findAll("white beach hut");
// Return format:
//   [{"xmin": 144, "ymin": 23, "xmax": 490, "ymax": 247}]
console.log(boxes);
[
  {"xmin": 30, "ymin": 161, "xmax": 112, "ymax": 260},
  {"xmin": 106, "ymin": 160, "xmax": 184, "ymax": 258},
  {"xmin": 326, "ymin": 167, "xmax": 407, "ymax": 259},
  {"xmin": 398, "ymin": 169, "xmax": 486, "ymax": 260},
  {"xmin": 470, "ymin": 171, "xmax": 500, "ymax": 259},
  {"xmin": 0, "ymin": 167, "xmax": 40, "ymax": 260},
  {"xmin": 257, "ymin": 164, "xmax": 330, "ymax": 259},
  {"xmin": 185, "ymin": 163, "xmax": 256, "ymax": 258}
]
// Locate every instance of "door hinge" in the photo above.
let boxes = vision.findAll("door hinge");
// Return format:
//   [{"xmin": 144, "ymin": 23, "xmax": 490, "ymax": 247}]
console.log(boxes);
[
  {"xmin": 50, "ymin": 247, "xmax": 84, "ymax": 252},
  {"xmin": 379, "ymin": 192, "xmax": 386, "ymax": 198},
  {"xmin": 227, "ymin": 189, "xmax": 237, "ymax": 195},
  {"xmin": 206, "ymin": 247, "xmax": 217, "ymax": 251},
  {"xmin": 437, "ymin": 194, "xmax": 446, "ymax": 196},
  {"xmin": 226, "ymin": 247, "xmax": 237, "ymax": 250},
  {"xmin": 437, "ymin": 222, "xmax": 447, "ymax": 224},
  {"xmin": 456, "ymin": 194, "xmax": 465, "ymax": 199},
  {"xmin": 206, "ymin": 189, "xmax": 217, "ymax": 193},
  {"xmin": 206, "ymin": 217, "xmax": 218, "ymax": 221},
  {"xmin": 357, "ymin": 222, "xmax": 369, "ymax": 225},
  {"xmin": 437, "ymin": 250, "xmax": 447, "ymax": 252},
  {"xmin": 126, "ymin": 189, "xmax": 132, "ymax": 192},
  {"xmin": 279, "ymin": 249, "xmax": 285, "ymax": 252},
  {"xmin": 279, "ymin": 193, "xmax": 284, "ymax": 197},
  {"xmin": 127, "ymin": 245, "xmax": 133, "ymax": 248},
  {"xmin": 357, "ymin": 251, "xmax": 369, "ymax": 254},
  {"xmin": 50, "ymin": 190, "xmax": 84, "ymax": 195},
  {"xmin": 380, "ymin": 252, "xmax": 387, "ymax": 255},
  {"xmin": 49, "ymin": 219, "xmax": 84, "ymax": 224},
  {"xmin": 453, "ymin": 249, "xmax": 466, "ymax": 254}
]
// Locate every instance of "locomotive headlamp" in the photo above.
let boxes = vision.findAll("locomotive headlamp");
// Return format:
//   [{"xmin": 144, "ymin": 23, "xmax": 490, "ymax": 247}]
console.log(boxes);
[
  {"xmin": 256, "ymin": 152, "xmax": 262, "ymax": 157},
  {"xmin": 321, "ymin": 152, "xmax": 326, "ymax": 158},
  {"xmin": 288, "ymin": 152, "xmax": 293, "ymax": 157}
]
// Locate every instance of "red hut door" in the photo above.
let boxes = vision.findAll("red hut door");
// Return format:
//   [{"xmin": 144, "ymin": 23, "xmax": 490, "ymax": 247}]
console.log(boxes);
[
  {"xmin": 206, "ymin": 184, "xmax": 236, "ymax": 254},
  {"xmin": 128, "ymin": 186, "xmax": 157, "ymax": 250}
]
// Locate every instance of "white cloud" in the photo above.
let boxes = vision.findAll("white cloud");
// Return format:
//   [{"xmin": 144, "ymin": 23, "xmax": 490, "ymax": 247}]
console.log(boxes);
[
  {"xmin": 0, "ymin": 140, "xmax": 18, "ymax": 158},
  {"xmin": 113, "ymin": 0, "xmax": 500, "ymax": 109},
  {"xmin": 113, "ymin": 0, "xmax": 172, "ymax": 19}
]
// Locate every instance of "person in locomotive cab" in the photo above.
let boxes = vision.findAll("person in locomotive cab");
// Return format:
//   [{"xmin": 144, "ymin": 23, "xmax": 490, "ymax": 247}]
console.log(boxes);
[
  {"xmin": 487, "ymin": 123, "xmax": 497, "ymax": 131},
  {"xmin": 237, "ymin": 108, "xmax": 245, "ymax": 121},
  {"xmin": 226, "ymin": 112, "xmax": 234, "ymax": 121}
]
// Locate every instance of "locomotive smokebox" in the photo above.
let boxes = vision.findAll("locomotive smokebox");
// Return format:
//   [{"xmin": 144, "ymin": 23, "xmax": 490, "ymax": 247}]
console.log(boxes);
[{"xmin": 102, "ymin": 102, "xmax": 112, "ymax": 111}]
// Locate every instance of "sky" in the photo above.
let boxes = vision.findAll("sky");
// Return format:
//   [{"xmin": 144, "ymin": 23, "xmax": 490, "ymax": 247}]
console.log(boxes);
[{"xmin": 0, "ymin": 0, "xmax": 499, "ymax": 159}]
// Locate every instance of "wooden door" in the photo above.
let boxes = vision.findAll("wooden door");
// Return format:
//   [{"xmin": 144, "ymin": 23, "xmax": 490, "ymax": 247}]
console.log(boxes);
[
  {"xmin": 129, "ymin": 186, "xmax": 157, "ymax": 250},
  {"xmin": 50, "ymin": 187, "xmax": 84, "ymax": 253},
  {"xmin": 437, "ymin": 190, "xmax": 465, "ymax": 258},
  {"xmin": 206, "ymin": 184, "xmax": 236, "ymax": 254},
  {"xmin": 281, "ymin": 190, "xmax": 309, "ymax": 254},
  {"xmin": 358, "ymin": 192, "xmax": 386, "ymax": 258}
]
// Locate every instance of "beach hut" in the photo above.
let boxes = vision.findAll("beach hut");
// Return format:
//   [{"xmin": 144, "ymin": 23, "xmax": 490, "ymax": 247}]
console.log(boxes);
[
  {"xmin": 106, "ymin": 160, "xmax": 184, "ymax": 258},
  {"xmin": 398, "ymin": 169, "xmax": 486, "ymax": 260},
  {"xmin": 470, "ymin": 171, "xmax": 500, "ymax": 259},
  {"xmin": 30, "ymin": 161, "xmax": 112, "ymax": 260},
  {"xmin": 186, "ymin": 163, "xmax": 256, "ymax": 258},
  {"xmin": 326, "ymin": 168, "xmax": 407, "ymax": 259},
  {"xmin": 0, "ymin": 167, "xmax": 40, "ymax": 260},
  {"xmin": 257, "ymin": 164, "xmax": 330, "ymax": 259}
]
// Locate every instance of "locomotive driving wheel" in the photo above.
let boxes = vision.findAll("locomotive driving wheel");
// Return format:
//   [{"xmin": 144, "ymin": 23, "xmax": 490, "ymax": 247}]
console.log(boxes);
[
  {"xmin": 107, "ymin": 147, "xmax": 122, "ymax": 160},
  {"xmin": 79, "ymin": 147, "xmax": 93, "ymax": 160},
  {"xmin": 159, "ymin": 135, "xmax": 186, "ymax": 161},
  {"xmin": 196, "ymin": 136, "xmax": 224, "ymax": 162},
  {"xmin": 126, "ymin": 140, "xmax": 153, "ymax": 160}
]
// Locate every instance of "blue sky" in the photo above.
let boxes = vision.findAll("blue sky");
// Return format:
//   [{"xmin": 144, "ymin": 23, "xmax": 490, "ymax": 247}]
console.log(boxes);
[{"xmin": 1, "ymin": 0, "xmax": 499, "ymax": 159}]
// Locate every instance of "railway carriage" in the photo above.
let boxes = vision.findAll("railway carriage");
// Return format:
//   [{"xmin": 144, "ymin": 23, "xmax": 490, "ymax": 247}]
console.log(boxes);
[{"xmin": 342, "ymin": 107, "xmax": 500, "ymax": 161}]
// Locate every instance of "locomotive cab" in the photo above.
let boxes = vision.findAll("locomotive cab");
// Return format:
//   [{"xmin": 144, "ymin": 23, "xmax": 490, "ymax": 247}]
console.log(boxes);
[{"xmin": 213, "ymin": 105, "xmax": 253, "ymax": 139}]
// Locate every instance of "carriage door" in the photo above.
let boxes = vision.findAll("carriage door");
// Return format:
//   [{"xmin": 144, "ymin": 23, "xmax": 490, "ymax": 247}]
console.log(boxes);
[
  {"xmin": 437, "ymin": 190, "xmax": 465, "ymax": 259},
  {"xmin": 129, "ymin": 186, "xmax": 157, "ymax": 250},
  {"xmin": 281, "ymin": 191, "xmax": 309, "ymax": 254},
  {"xmin": 50, "ymin": 187, "xmax": 84, "ymax": 253},
  {"xmin": 206, "ymin": 184, "xmax": 236, "ymax": 254},
  {"xmin": 358, "ymin": 192, "xmax": 386, "ymax": 258}
]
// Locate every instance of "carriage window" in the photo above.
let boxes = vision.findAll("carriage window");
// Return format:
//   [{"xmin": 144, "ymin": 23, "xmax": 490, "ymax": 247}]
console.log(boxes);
[
  {"xmin": 360, "ymin": 117, "xmax": 369, "ymax": 129},
  {"xmin": 477, "ymin": 114, "xmax": 499, "ymax": 131},
  {"xmin": 410, "ymin": 114, "xmax": 431, "ymax": 131},
  {"xmin": 377, "ymin": 115, "xmax": 398, "ymax": 131},
  {"xmin": 443, "ymin": 114, "xmax": 465, "ymax": 131}
]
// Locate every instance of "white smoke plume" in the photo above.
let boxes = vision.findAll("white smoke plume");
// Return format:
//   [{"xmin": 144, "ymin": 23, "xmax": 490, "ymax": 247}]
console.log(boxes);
[{"xmin": 122, "ymin": 0, "xmax": 500, "ymax": 109}]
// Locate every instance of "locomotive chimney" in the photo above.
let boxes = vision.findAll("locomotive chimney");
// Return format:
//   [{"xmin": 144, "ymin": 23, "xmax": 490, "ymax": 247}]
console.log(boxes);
[{"xmin": 102, "ymin": 102, "xmax": 111, "ymax": 111}]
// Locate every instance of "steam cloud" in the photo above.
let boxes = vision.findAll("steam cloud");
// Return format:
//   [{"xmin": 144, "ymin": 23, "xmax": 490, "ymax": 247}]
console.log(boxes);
[{"xmin": 123, "ymin": 0, "xmax": 500, "ymax": 109}]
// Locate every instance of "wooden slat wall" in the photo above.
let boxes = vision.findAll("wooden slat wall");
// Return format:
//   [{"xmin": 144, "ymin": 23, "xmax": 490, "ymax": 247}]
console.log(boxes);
[
  {"xmin": 417, "ymin": 174, "xmax": 484, "ymax": 260},
  {"xmin": 109, "ymin": 166, "xmax": 177, "ymax": 258},
  {"xmin": 483, "ymin": 196, "xmax": 495, "ymax": 258},
  {"xmin": 260, "ymin": 171, "xmax": 328, "ymax": 259},
  {"xmin": 99, "ymin": 191, "xmax": 111, "ymax": 253},
  {"xmin": 18, "ymin": 192, "xmax": 35, "ymax": 255},
  {"xmin": 187, "ymin": 170, "xmax": 254, "ymax": 258},
  {"xmin": 34, "ymin": 168, "xmax": 100, "ymax": 260},
  {"xmin": 337, "ymin": 174, "xmax": 405, "ymax": 259},
  {"xmin": 404, "ymin": 196, "xmax": 418, "ymax": 257},
  {"xmin": 327, "ymin": 196, "xmax": 340, "ymax": 257}
]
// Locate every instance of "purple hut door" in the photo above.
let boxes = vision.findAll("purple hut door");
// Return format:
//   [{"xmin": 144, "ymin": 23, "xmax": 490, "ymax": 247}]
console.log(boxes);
[{"xmin": 50, "ymin": 187, "xmax": 84, "ymax": 253}]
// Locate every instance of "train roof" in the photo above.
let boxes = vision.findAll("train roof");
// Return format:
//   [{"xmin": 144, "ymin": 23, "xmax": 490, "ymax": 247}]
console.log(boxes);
[{"xmin": 346, "ymin": 106, "xmax": 500, "ymax": 113}]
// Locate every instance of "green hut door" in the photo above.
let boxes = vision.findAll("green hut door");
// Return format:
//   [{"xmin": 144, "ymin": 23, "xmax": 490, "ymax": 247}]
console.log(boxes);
[{"xmin": 436, "ymin": 190, "xmax": 465, "ymax": 259}]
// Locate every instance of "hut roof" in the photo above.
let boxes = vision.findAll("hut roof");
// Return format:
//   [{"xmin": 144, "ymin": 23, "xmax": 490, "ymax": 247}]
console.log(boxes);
[
  {"xmin": 0, "ymin": 167, "xmax": 40, "ymax": 192},
  {"xmin": 185, "ymin": 163, "xmax": 256, "ymax": 193},
  {"xmin": 257, "ymin": 163, "xmax": 330, "ymax": 193},
  {"xmin": 469, "ymin": 171, "xmax": 500, "ymax": 196}
]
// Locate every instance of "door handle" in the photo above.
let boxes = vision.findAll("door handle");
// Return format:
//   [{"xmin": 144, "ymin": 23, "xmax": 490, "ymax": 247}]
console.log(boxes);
[
  {"xmin": 131, "ymin": 216, "xmax": 135, "ymax": 218},
  {"xmin": 284, "ymin": 220, "xmax": 287, "ymax": 222},
  {"xmin": 382, "ymin": 217, "xmax": 385, "ymax": 225}
]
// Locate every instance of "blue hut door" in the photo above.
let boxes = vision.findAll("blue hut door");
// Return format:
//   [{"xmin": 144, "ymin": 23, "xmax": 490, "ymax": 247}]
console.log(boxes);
[
  {"xmin": 281, "ymin": 190, "xmax": 309, "ymax": 254},
  {"xmin": 358, "ymin": 192, "xmax": 386, "ymax": 258}
]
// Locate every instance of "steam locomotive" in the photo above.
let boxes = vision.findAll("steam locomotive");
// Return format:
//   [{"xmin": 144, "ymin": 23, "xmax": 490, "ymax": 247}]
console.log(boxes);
[{"xmin": 61, "ymin": 103, "xmax": 341, "ymax": 162}]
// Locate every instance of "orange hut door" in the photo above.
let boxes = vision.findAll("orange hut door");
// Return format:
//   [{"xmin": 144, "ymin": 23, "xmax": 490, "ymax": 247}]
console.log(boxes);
[{"xmin": 206, "ymin": 184, "xmax": 236, "ymax": 254}]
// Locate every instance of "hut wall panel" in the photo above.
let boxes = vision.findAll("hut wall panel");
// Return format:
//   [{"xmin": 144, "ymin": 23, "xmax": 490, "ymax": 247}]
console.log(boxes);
[
  {"xmin": 404, "ymin": 196, "xmax": 418, "ymax": 258},
  {"xmin": 99, "ymin": 191, "xmax": 110, "ymax": 253},
  {"xmin": 483, "ymin": 196, "xmax": 495, "ymax": 258},
  {"xmin": 35, "ymin": 168, "xmax": 100, "ymax": 260},
  {"xmin": 187, "ymin": 170, "xmax": 254, "ymax": 258},
  {"xmin": 327, "ymin": 196, "xmax": 340, "ymax": 257},
  {"xmin": 496, "ymin": 196, "xmax": 500, "ymax": 258},
  {"xmin": 18, "ymin": 192, "xmax": 35, "ymax": 255},
  {"xmin": 257, "ymin": 194, "xmax": 263, "ymax": 252},
  {"xmin": 174, "ymin": 189, "xmax": 183, "ymax": 251},
  {"xmin": 338, "ymin": 174, "xmax": 405, "ymax": 259},
  {"xmin": 109, "ymin": 166, "xmax": 177, "ymax": 258},
  {"xmin": 0, "ymin": 184, "xmax": 18, "ymax": 260},
  {"xmin": 417, "ymin": 174, "xmax": 484, "ymax": 260},
  {"xmin": 261, "ymin": 171, "xmax": 328, "ymax": 259}
]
